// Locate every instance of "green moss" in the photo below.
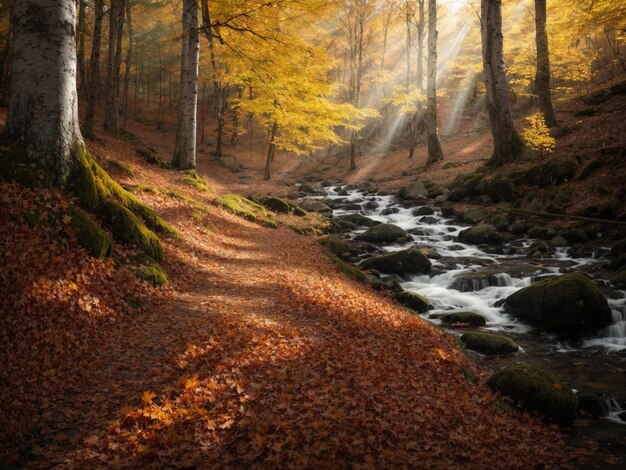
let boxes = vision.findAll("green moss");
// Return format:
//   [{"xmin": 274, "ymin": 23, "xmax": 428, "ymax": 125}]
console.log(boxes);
[
  {"xmin": 69, "ymin": 206, "xmax": 112, "ymax": 258},
  {"xmin": 394, "ymin": 291, "xmax": 430, "ymax": 313},
  {"xmin": 325, "ymin": 251, "xmax": 369, "ymax": 284},
  {"xmin": 289, "ymin": 225, "xmax": 322, "ymax": 236},
  {"xmin": 182, "ymin": 169, "xmax": 211, "ymax": 192},
  {"xmin": 107, "ymin": 159, "xmax": 135, "ymax": 176},
  {"xmin": 318, "ymin": 236, "xmax": 355, "ymax": 259},
  {"xmin": 441, "ymin": 311, "xmax": 487, "ymax": 327},
  {"xmin": 135, "ymin": 184, "xmax": 158, "ymax": 194},
  {"xmin": 461, "ymin": 332, "xmax": 518, "ymax": 355},
  {"xmin": 214, "ymin": 193, "xmax": 277, "ymax": 228},
  {"xmin": 129, "ymin": 253, "xmax": 168, "ymax": 286},
  {"xmin": 100, "ymin": 201, "xmax": 163, "ymax": 261},
  {"xmin": 487, "ymin": 365, "xmax": 578, "ymax": 422}
]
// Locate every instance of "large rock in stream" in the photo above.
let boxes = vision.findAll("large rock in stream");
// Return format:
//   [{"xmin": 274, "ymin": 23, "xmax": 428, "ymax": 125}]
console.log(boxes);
[
  {"xmin": 457, "ymin": 224, "xmax": 502, "ymax": 244},
  {"xmin": 360, "ymin": 248, "xmax": 431, "ymax": 275},
  {"xmin": 505, "ymin": 273, "xmax": 612, "ymax": 331},
  {"xmin": 356, "ymin": 223, "xmax": 409, "ymax": 243},
  {"xmin": 487, "ymin": 365, "xmax": 578, "ymax": 422}
]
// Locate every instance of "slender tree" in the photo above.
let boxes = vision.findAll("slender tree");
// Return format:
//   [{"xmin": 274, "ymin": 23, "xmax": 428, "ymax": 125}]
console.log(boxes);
[
  {"xmin": 481, "ymin": 0, "xmax": 525, "ymax": 166},
  {"xmin": 104, "ymin": 0, "xmax": 125, "ymax": 133},
  {"xmin": 121, "ymin": 0, "xmax": 134, "ymax": 130},
  {"xmin": 426, "ymin": 0, "xmax": 443, "ymax": 163},
  {"xmin": 534, "ymin": 0, "xmax": 557, "ymax": 127},
  {"xmin": 84, "ymin": 0, "xmax": 103, "ymax": 139},
  {"xmin": 77, "ymin": 0, "xmax": 87, "ymax": 92},
  {"xmin": 172, "ymin": 0, "xmax": 200, "ymax": 170}
]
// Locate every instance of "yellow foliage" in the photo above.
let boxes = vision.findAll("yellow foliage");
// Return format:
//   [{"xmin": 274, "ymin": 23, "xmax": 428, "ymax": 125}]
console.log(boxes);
[{"xmin": 522, "ymin": 113, "xmax": 556, "ymax": 157}]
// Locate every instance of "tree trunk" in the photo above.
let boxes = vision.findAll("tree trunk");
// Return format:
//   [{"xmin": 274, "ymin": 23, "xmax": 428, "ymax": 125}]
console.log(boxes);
[
  {"xmin": 84, "ymin": 0, "xmax": 103, "ymax": 139},
  {"xmin": 481, "ymin": 0, "xmax": 524, "ymax": 166},
  {"xmin": 426, "ymin": 0, "xmax": 444, "ymax": 164},
  {"xmin": 417, "ymin": 0, "xmax": 424, "ymax": 92},
  {"xmin": 6, "ymin": 0, "xmax": 84, "ymax": 185},
  {"xmin": 173, "ymin": 0, "xmax": 199, "ymax": 170},
  {"xmin": 122, "ymin": 1, "xmax": 133, "ymax": 130},
  {"xmin": 264, "ymin": 121, "xmax": 278, "ymax": 181},
  {"xmin": 77, "ymin": 0, "xmax": 87, "ymax": 92},
  {"xmin": 534, "ymin": 0, "xmax": 557, "ymax": 127},
  {"xmin": 104, "ymin": 0, "xmax": 124, "ymax": 133}
]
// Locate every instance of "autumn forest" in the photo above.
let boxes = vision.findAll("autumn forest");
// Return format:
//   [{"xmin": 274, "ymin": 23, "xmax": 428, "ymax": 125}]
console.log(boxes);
[{"xmin": 1, "ymin": 0, "xmax": 626, "ymax": 468}]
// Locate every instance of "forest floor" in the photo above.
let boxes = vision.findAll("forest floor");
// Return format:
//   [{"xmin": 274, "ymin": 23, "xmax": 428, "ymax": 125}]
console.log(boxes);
[{"xmin": 1, "ymin": 91, "xmax": 625, "ymax": 468}]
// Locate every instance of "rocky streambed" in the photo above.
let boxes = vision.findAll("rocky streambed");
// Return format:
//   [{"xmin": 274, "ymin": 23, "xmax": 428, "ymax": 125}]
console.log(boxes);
[{"xmin": 297, "ymin": 180, "xmax": 626, "ymax": 444}]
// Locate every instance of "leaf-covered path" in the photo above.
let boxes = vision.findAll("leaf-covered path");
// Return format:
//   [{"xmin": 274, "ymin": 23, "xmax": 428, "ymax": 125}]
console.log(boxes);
[{"xmin": 0, "ymin": 131, "xmax": 571, "ymax": 468}]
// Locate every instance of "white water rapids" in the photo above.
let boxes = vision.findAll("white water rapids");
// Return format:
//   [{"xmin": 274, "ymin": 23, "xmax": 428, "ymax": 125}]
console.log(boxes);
[{"xmin": 321, "ymin": 186, "xmax": 626, "ymax": 352}]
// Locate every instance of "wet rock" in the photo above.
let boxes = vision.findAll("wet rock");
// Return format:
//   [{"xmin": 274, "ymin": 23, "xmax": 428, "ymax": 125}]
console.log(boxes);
[
  {"xmin": 299, "ymin": 199, "xmax": 332, "ymax": 215},
  {"xmin": 261, "ymin": 196, "xmax": 291, "ymax": 213},
  {"xmin": 440, "ymin": 202, "xmax": 457, "ymax": 217},
  {"xmin": 335, "ymin": 188, "xmax": 349, "ymax": 196},
  {"xmin": 413, "ymin": 206, "xmax": 435, "ymax": 216},
  {"xmin": 394, "ymin": 291, "xmax": 430, "ymax": 313},
  {"xmin": 528, "ymin": 225, "xmax": 558, "ymax": 239},
  {"xmin": 612, "ymin": 270, "xmax": 626, "ymax": 288},
  {"xmin": 508, "ymin": 220, "xmax": 527, "ymax": 234},
  {"xmin": 356, "ymin": 223, "xmax": 409, "ymax": 243},
  {"xmin": 399, "ymin": 181, "xmax": 428, "ymax": 200},
  {"xmin": 447, "ymin": 187, "xmax": 469, "ymax": 202},
  {"xmin": 329, "ymin": 219, "xmax": 359, "ymax": 233},
  {"xmin": 487, "ymin": 365, "xmax": 578, "ymax": 422},
  {"xmin": 380, "ymin": 206, "xmax": 401, "ymax": 215},
  {"xmin": 463, "ymin": 207, "xmax": 487, "ymax": 224},
  {"xmin": 505, "ymin": 273, "xmax": 613, "ymax": 331},
  {"xmin": 527, "ymin": 240, "xmax": 550, "ymax": 257},
  {"xmin": 364, "ymin": 200, "xmax": 379, "ymax": 210},
  {"xmin": 564, "ymin": 228, "xmax": 589, "ymax": 244},
  {"xmin": 417, "ymin": 246, "xmax": 442, "ymax": 260},
  {"xmin": 360, "ymin": 248, "xmax": 431, "ymax": 274},
  {"xmin": 419, "ymin": 216, "xmax": 439, "ymax": 224},
  {"xmin": 550, "ymin": 235, "xmax": 568, "ymax": 248},
  {"xmin": 457, "ymin": 224, "xmax": 502, "ymax": 245},
  {"xmin": 451, "ymin": 273, "xmax": 512, "ymax": 292},
  {"xmin": 299, "ymin": 183, "xmax": 321, "ymax": 194},
  {"xmin": 461, "ymin": 332, "xmax": 518, "ymax": 354},
  {"xmin": 335, "ymin": 214, "xmax": 380, "ymax": 228},
  {"xmin": 489, "ymin": 214, "xmax": 510, "ymax": 231},
  {"xmin": 441, "ymin": 311, "xmax": 486, "ymax": 327},
  {"xmin": 577, "ymin": 391, "xmax": 608, "ymax": 418}
]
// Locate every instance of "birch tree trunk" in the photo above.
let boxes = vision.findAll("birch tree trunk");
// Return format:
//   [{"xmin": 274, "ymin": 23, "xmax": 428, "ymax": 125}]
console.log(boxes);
[
  {"xmin": 426, "ymin": 0, "xmax": 443, "ymax": 163},
  {"xmin": 173, "ymin": 0, "xmax": 199, "ymax": 170},
  {"xmin": 481, "ymin": 0, "xmax": 524, "ymax": 166},
  {"xmin": 84, "ymin": 0, "xmax": 103, "ymax": 139},
  {"xmin": 6, "ymin": 0, "xmax": 84, "ymax": 185},
  {"xmin": 534, "ymin": 0, "xmax": 557, "ymax": 127}
]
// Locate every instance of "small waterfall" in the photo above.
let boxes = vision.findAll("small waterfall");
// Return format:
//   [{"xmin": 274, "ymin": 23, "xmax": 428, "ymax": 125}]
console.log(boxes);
[
  {"xmin": 450, "ymin": 273, "xmax": 514, "ymax": 292},
  {"xmin": 603, "ymin": 396, "xmax": 626, "ymax": 424}
]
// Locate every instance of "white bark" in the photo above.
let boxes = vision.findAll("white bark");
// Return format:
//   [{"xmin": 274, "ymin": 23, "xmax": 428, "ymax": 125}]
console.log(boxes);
[
  {"xmin": 7, "ymin": 0, "xmax": 84, "ymax": 185},
  {"xmin": 426, "ymin": 0, "xmax": 443, "ymax": 163},
  {"xmin": 174, "ymin": 0, "xmax": 199, "ymax": 169}
]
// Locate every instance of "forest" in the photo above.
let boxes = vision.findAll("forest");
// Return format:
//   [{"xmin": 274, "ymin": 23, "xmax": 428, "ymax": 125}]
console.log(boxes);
[{"xmin": 0, "ymin": 0, "xmax": 625, "ymax": 467}]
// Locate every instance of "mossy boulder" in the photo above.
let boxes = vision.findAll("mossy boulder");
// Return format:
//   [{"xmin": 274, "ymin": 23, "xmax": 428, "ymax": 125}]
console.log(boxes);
[
  {"xmin": 488, "ymin": 214, "xmax": 510, "ymax": 231},
  {"xmin": 461, "ymin": 332, "xmax": 518, "ymax": 354},
  {"xmin": 441, "ymin": 311, "xmax": 486, "ymax": 327},
  {"xmin": 69, "ymin": 206, "xmax": 112, "ymax": 258},
  {"xmin": 398, "ymin": 181, "xmax": 428, "ymax": 200},
  {"xmin": 129, "ymin": 253, "xmax": 168, "ymax": 286},
  {"xmin": 318, "ymin": 236, "xmax": 359, "ymax": 259},
  {"xmin": 505, "ymin": 273, "xmax": 612, "ymax": 331},
  {"xmin": 478, "ymin": 175, "xmax": 518, "ymax": 202},
  {"xmin": 522, "ymin": 159, "xmax": 579, "ymax": 187},
  {"xmin": 360, "ymin": 248, "xmax": 431, "ymax": 274},
  {"xmin": 325, "ymin": 252, "xmax": 368, "ymax": 284},
  {"xmin": 487, "ymin": 365, "xmax": 578, "ymax": 422},
  {"xmin": 214, "ymin": 194, "xmax": 277, "ymax": 228},
  {"xmin": 463, "ymin": 207, "xmax": 487, "ymax": 224},
  {"xmin": 261, "ymin": 196, "xmax": 291, "ymax": 214},
  {"xmin": 299, "ymin": 199, "xmax": 332, "ymax": 215},
  {"xmin": 335, "ymin": 213, "xmax": 380, "ymax": 227},
  {"xmin": 356, "ymin": 223, "xmax": 408, "ymax": 243},
  {"xmin": 394, "ymin": 291, "xmax": 430, "ymax": 313},
  {"xmin": 457, "ymin": 224, "xmax": 502, "ymax": 244},
  {"xmin": 612, "ymin": 238, "xmax": 626, "ymax": 257}
]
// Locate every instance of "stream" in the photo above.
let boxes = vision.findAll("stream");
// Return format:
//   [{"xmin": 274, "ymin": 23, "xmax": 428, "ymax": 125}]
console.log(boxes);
[{"xmin": 314, "ymin": 184, "xmax": 626, "ymax": 427}]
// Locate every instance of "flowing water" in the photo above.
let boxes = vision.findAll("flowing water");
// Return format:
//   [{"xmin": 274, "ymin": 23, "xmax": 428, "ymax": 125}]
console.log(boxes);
[{"xmin": 315, "ymin": 185, "xmax": 626, "ymax": 421}]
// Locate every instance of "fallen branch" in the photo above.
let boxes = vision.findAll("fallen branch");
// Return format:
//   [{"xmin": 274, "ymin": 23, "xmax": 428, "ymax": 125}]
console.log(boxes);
[{"xmin": 495, "ymin": 206, "xmax": 626, "ymax": 227}]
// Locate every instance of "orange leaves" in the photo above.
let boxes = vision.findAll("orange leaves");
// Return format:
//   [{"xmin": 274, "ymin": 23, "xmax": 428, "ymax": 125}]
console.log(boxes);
[{"xmin": 142, "ymin": 390, "xmax": 157, "ymax": 406}]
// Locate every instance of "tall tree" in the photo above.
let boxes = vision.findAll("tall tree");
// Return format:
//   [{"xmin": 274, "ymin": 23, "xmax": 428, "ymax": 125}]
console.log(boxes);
[
  {"xmin": 534, "ymin": 0, "xmax": 557, "ymax": 127},
  {"xmin": 172, "ymin": 0, "xmax": 200, "ymax": 169},
  {"xmin": 84, "ymin": 0, "xmax": 103, "ymax": 139},
  {"xmin": 481, "ymin": 0, "xmax": 524, "ymax": 166},
  {"xmin": 5, "ymin": 0, "xmax": 83, "ymax": 185},
  {"xmin": 77, "ymin": 0, "xmax": 87, "ymax": 91},
  {"xmin": 121, "ymin": 0, "xmax": 134, "ymax": 129},
  {"xmin": 104, "ymin": 0, "xmax": 125, "ymax": 133},
  {"xmin": 426, "ymin": 0, "xmax": 443, "ymax": 163}
]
